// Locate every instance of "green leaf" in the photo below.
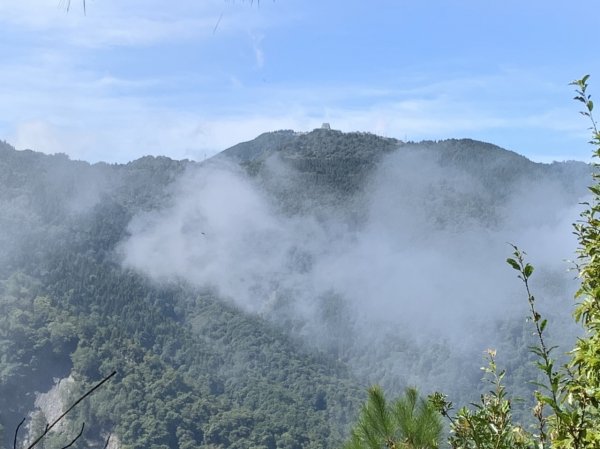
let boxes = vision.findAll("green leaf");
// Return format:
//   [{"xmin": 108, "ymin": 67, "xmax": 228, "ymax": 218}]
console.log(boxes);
[
  {"xmin": 506, "ymin": 258, "xmax": 520, "ymax": 270},
  {"xmin": 523, "ymin": 264, "xmax": 534, "ymax": 278}
]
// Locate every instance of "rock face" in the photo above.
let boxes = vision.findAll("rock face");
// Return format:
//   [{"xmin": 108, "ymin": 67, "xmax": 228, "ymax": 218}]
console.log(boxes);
[
  {"xmin": 26, "ymin": 375, "xmax": 121, "ymax": 449},
  {"xmin": 34, "ymin": 376, "xmax": 75, "ymax": 426},
  {"xmin": 22, "ymin": 376, "xmax": 74, "ymax": 446}
]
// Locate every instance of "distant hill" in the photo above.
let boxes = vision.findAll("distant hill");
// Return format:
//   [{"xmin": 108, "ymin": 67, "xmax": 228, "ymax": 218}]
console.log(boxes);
[
  {"xmin": 216, "ymin": 130, "xmax": 301, "ymax": 163},
  {"xmin": 220, "ymin": 131, "xmax": 587, "ymax": 196},
  {"xmin": 0, "ymin": 132, "xmax": 590, "ymax": 449}
]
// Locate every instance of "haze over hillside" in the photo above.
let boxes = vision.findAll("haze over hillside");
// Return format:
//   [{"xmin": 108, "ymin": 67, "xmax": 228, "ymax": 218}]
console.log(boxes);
[
  {"xmin": 0, "ymin": 129, "xmax": 590, "ymax": 448},
  {"xmin": 123, "ymin": 129, "xmax": 588, "ymax": 394}
]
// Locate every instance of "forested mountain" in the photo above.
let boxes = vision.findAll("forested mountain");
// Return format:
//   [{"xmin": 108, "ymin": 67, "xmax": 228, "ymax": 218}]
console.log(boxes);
[{"xmin": 0, "ymin": 130, "xmax": 590, "ymax": 449}]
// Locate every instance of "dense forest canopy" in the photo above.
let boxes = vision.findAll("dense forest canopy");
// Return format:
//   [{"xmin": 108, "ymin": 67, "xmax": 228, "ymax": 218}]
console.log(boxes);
[{"xmin": 0, "ymin": 130, "xmax": 591, "ymax": 448}]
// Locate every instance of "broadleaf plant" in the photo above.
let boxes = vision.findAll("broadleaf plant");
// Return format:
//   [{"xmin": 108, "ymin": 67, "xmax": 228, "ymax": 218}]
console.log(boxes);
[{"xmin": 427, "ymin": 76, "xmax": 600, "ymax": 449}]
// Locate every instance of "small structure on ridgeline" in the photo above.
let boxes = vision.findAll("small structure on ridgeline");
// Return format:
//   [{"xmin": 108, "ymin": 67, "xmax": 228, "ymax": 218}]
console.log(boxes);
[{"xmin": 321, "ymin": 123, "xmax": 331, "ymax": 130}]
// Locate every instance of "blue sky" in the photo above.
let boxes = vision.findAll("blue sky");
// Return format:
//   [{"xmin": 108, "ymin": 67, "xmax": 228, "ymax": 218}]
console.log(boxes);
[{"xmin": 1, "ymin": 0, "xmax": 599, "ymax": 163}]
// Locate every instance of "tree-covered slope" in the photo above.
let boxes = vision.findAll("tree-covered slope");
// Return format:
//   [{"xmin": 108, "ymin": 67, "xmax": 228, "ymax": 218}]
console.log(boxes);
[
  {"xmin": 0, "ymin": 140, "xmax": 362, "ymax": 449},
  {"xmin": 0, "ymin": 132, "xmax": 590, "ymax": 449}
]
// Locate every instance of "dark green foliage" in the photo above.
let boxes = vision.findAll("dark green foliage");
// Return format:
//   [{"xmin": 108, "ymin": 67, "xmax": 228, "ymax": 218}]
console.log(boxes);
[
  {"xmin": 0, "ymin": 273, "xmax": 75, "ymax": 439},
  {"xmin": 1, "ymin": 239, "xmax": 361, "ymax": 449},
  {"xmin": 430, "ymin": 351, "xmax": 532, "ymax": 449}
]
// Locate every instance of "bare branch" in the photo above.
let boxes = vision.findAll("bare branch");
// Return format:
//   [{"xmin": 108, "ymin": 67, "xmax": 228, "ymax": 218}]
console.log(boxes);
[
  {"xmin": 14, "ymin": 417, "xmax": 26, "ymax": 449},
  {"xmin": 59, "ymin": 423, "xmax": 85, "ymax": 449}
]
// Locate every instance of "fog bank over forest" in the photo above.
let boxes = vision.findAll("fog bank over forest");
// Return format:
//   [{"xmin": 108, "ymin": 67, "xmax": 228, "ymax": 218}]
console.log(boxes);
[{"xmin": 120, "ymin": 136, "xmax": 588, "ymax": 392}]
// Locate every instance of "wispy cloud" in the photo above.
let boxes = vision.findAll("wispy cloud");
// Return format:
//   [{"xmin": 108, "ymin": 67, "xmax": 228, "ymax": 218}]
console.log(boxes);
[
  {"xmin": 1, "ymin": 64, "xmax": 590, "ymax": 163},
  {"xmin": 251, "ymin": 32, "xmax": 265, "ymax": 68}
]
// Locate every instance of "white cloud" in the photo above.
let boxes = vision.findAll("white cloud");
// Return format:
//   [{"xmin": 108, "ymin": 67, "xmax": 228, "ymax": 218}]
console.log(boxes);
[
  {"xmin": 3, "ymin": 78, "xmax": 589, "ymax": 163},
  {"xmin": 120, "ymin": 146, "xmax": 585, "ymax": 351}
]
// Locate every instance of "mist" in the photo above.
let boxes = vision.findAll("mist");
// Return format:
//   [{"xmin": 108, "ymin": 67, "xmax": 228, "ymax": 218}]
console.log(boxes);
[
  {"xmin": 120, "ymin": 144, "xmax": 587, "ymax": 395},
  {"xmin": 0, "ymin": 145, "xmax": 114, "ymax": 275}
]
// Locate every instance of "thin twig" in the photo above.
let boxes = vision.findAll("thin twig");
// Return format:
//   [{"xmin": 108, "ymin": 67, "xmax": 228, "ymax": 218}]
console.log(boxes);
[
  {"xmin": 59, "ymin": 423, "xmax": 85, "ymax": 449},
  {"xmin": 64, "ymin": 0, "xmax": 86, "ymax": 14},
  {"xmin": 213, "ymin": 12, "xmax": 223, "ymax": 34},
  {"xmin": 102, "ymin": 433, "xmax": 111, "ymax": 449},
  {"xmin": 14, "ymin": 417, "xmax": 26, "ymax": 449}
]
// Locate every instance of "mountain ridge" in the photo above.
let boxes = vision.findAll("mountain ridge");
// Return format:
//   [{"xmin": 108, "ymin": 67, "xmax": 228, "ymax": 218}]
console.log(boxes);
[
  {"xmin": 2, "ymin": 130, "xmax": 588, "ymax": 168},
  {"xmin": 0, "ymin": 131, "xmax": 591, "ymax": 448}
]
